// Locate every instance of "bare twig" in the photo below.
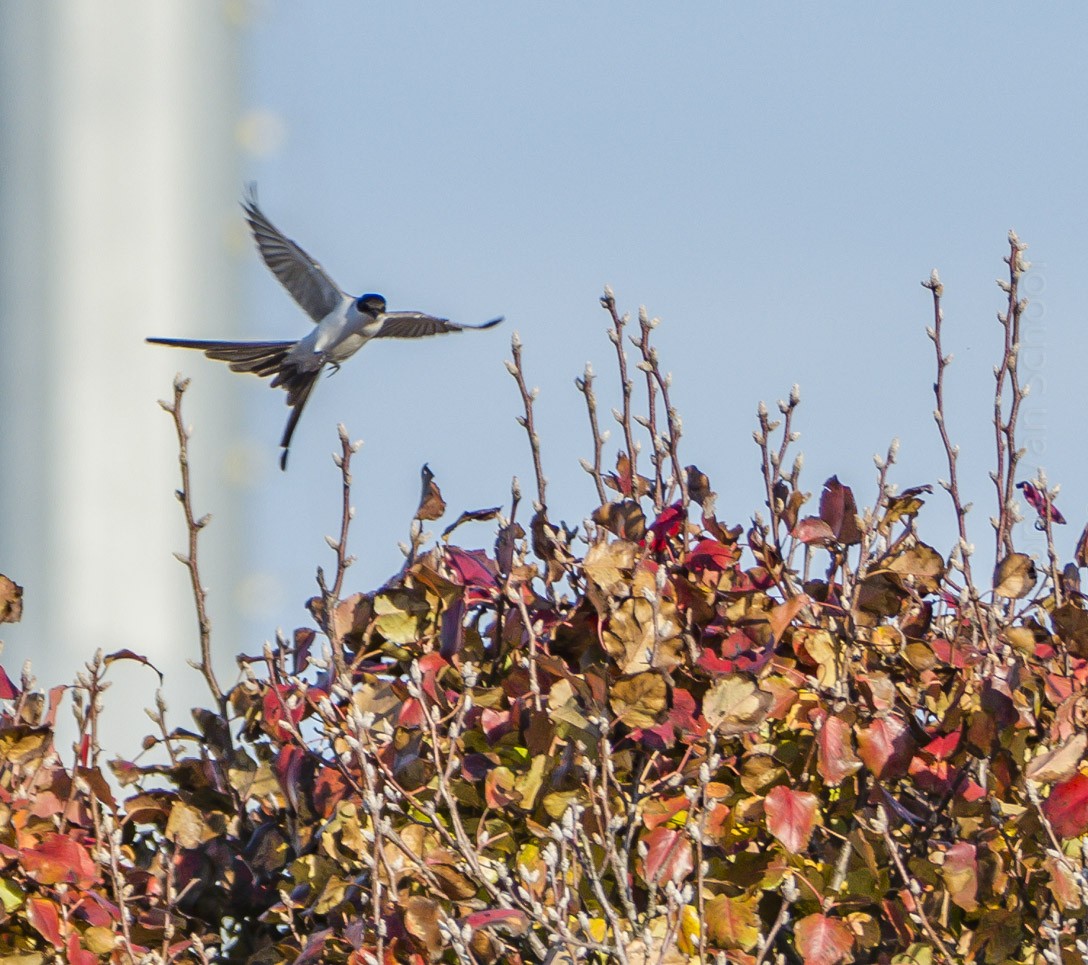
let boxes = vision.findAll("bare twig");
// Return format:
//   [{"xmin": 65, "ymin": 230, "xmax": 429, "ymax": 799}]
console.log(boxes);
[
  {"xmin": 314, "ymin": 425, "xmax": 360, "ymax": 675},
  {"xmin": 992, "ymin": 232, "xmax": 1029, "ymax": 558},
  {"xmin": 575, "ymin": 362, "xmax": 609, "ymax": 506},
  {"xmin": 634, "ymin": 306, "xmax": 689, "ymax": 514},
  {"xmin": 600, "ymin": 288, "xmax": 640, "ymax": 491},
  {"xmin": 506, "ymin": 332, "xmax": 547, "ymax": 509},
  {"xmin": 635, "ymin": 308, "xmax": 664, "ymax": 510},
  {"xmin": 159, "ymin": 376, "xmax": 223, "ymax": 707},
  {"xmin": 923, "ymin": 272, "xmax": 978, "ymax": 599}
]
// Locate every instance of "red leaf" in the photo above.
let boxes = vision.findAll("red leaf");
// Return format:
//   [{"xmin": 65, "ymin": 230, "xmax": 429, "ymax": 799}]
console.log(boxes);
[
  {"xmin": 638, "ymin": 826, "xmax": 694, "ymax": 885},
  {"xmin": 794, "ymin": 913, "xmax": 853, "ymax": 965},
  {"xmin": 26, "ymin": 896, "xmax": 63, "ymax": 948},
  {"xmin": 67, "ymin": 933, "xmax": 99, "ymax": 965},
  {"xmin": 818, "ymin": 475, "xmax": 862, "ymax": 545},
  {"xmin": 648, "ymin": 502, "xmax": 685, "ymax": 552},
  {"xmin": 443, "ymin": 547, "xmax": 499, "ymax": 591},
  {"xmin": 815, "ymin": 711, "xmax": 862, "ymax": 785},
  {"xmin": 0, "ymin": 664, "xmax": 19, "ymax": 699},
  {"xmin": 685, "ymin": 538, "xmax": 737, "ymax": 574},
  {"xmin": 922, "ymin": 730, "xmax": 961, "ymax": 760},
  {"xmin": 855, "ymin": 715, "xmax": 916, "ymax": 780},
  {"xmin": 1042, "ymin": 772, "xmax": 1088, "ymax": 838},
  {"xmin": 764, "ymin": 785, "xmax": 818, "ymax": 854},
  {"xmin": 463, "ymin": 908, "xmax": 529, "ymax": 936},
  {"xmin": 21, "ymin": 833, "xmax": 99, "ymax": 888},
  {"xmin": 792, "ymin": 517, "xmax": 836, "ymax": 545}
]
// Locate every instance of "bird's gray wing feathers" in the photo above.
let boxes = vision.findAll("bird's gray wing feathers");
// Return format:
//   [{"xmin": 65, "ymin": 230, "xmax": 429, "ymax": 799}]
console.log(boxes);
[
  {"xmin": 146, "ymin": 337, "xmax": 295, "ymax": 378},
  {"xmin": 373, "ymin": 312, "xmax": 504, "ymax": 339},
  {"xmin": 242, "ymin": 187, "xmax": 343, "ymax": 323}
]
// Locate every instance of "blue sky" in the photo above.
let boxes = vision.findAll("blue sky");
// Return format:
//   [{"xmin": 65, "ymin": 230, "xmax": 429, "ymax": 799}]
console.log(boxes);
[{"xmin": 232, "ymin": 5, "xmax": 1088, "ymax": 640}]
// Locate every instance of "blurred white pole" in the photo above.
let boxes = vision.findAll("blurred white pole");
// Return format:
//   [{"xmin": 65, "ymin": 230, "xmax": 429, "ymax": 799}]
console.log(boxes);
[{"xmin": 0, "ymin": 1, "xmax": 248, "ymax": 746}]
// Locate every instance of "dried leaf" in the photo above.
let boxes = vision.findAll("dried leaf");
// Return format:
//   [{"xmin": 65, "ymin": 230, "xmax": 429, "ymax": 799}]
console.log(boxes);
[
  {"xmin": 1026, "ymin": 733, "xmax": 1088, "ymax": 784},
  {"xmin": 940, "ymin": 842, "xmax": 978, "ymax": 912},
  {"xmin": 610, "ymin": 672, "xmax": 668, "ymax": 730},
  {"xmin": 415, "ymin": 464, "xmax": 446, "ymax": 521},
  {"xmin": 703, "ymin": 675, "xmax": 773, "ymax": 736},
  {"xmin": 993, "ymin": 553, "xmax": 1037, "ymax": 600},
  {"xmin": 886, "ymin": 542, "xmax": 945, "ymax": 595},
  {"xmin": 583, "ymin": 539, "xmax": 638, "ymax": 597},
  {"xmin": 0, "ymin": 574, "xmax": 23, "ymax": 624},
  {"xmin": 593, "ymin": 500, "xmax": 647, "ymax": 542}
]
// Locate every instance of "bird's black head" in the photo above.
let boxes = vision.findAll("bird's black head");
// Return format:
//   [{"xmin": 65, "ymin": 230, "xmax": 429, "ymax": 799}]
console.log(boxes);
[{"xmin": 356, "ymin": 293, "xmax": 386, "ymax": 314}]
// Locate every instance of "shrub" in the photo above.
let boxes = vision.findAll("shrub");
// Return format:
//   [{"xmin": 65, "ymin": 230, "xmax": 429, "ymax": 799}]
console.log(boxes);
[{"xmin": 2, "ymin": 234, "xmax": 1087, "ymax": 963}]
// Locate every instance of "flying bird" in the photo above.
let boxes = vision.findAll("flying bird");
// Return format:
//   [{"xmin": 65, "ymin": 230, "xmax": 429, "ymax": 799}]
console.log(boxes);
[{"xmin": 148, "ymin": 188, "xmax": 502, "ymax": 469}]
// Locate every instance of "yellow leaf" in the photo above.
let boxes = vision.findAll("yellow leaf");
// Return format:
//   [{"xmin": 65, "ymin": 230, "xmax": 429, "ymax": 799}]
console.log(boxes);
[{"xmin": 678, "ymin": 904, "xmax": 701, "ymax": 954}]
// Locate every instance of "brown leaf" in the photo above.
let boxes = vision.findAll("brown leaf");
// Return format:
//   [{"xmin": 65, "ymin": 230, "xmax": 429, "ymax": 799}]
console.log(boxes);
[
  {"xmin": 768, "ymin": 594, "xmax": 809, "ymax": 642},
  {"xmin": 415, "ymin": 464, "xmax": 446, "ymax": 521},
  {"xmin": 600, "ymin": 573, "xmax": 683, "ymax": 674},
  {"xmin": 1077, "ymin": 522, "xmax": 1088, "ymax": 569},
  {"xmin": 441, "ymin": 505, "xmax": 501, "ymax": 539},
  {"xmin": 1053, "ymin": 603, "xmax": 1088, "ymax": 657},
  {"xmin": 404, "ymin": 895, "xmax": 445, "ymax": 958},
  {"xmin": 0, "ymin": 574, "xmax": 23, "ymax": 624},
  {"xmin": 703, "ymin": 675, "xmax": 773, "ymax": 736},
  {"xmin": 879, "ymin": 485, "xmax": 932, "ymax": 532},
  {"xmin": 686, "ymin": 465, "xmax": 714, "ymax": 506},
  {"xmin": 583, "ymin": 539, "xmax": 638, "ymax": 598},
  {"xmin": 886, "ymin": 542, "xmax": 945, "ymax": 595},
  {"xmin": 1026, "ymin": 733, "xmax": 1088, "ymax": 784},
  {"xmin": 993, "ymin": 553, "xmax": 1037, "ymax": 599},
  {"xmin": 610, "ymin": 672, "xmax": 668, "ymax": 729},
  {"xmin": 593, "ymin": 499, "xmax": 647, "ymax": 542}
]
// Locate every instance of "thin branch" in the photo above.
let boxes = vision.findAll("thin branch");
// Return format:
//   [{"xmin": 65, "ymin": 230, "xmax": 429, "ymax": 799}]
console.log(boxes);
[
  {"xmin": 993, "ymin": 231, "xmax": 1029, "ymax": 558},
  {"xmin": 635, "ymin": 308, "xmax": 664, "ymax": 510},
  {"xmin": 159, "ymin": 376, "xmax": 223, "ymax": 707},
  {"xmin": 506, "ymin": 332, "xmax": 547, "ymax": 509},
  {"xmin": 600, "ymin": 289, "xmax": 640, "ymax": 491},
  {"xmin": 923, "ymin": 271, "xmax": 978, "ymax": 598},
  {"xmin": 575, "ymin": 362, "xmax": 609, "ymax": 506}
]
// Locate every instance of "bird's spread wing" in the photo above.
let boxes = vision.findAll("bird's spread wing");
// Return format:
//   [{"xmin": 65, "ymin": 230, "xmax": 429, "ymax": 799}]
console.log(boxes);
[
  {"xmin": 242, "ymin": 186, "xmax": 343, "ymax": 323},
  {"xmin": 372, "ymin": 312, "xmax": 504, "ymax": 340}
]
